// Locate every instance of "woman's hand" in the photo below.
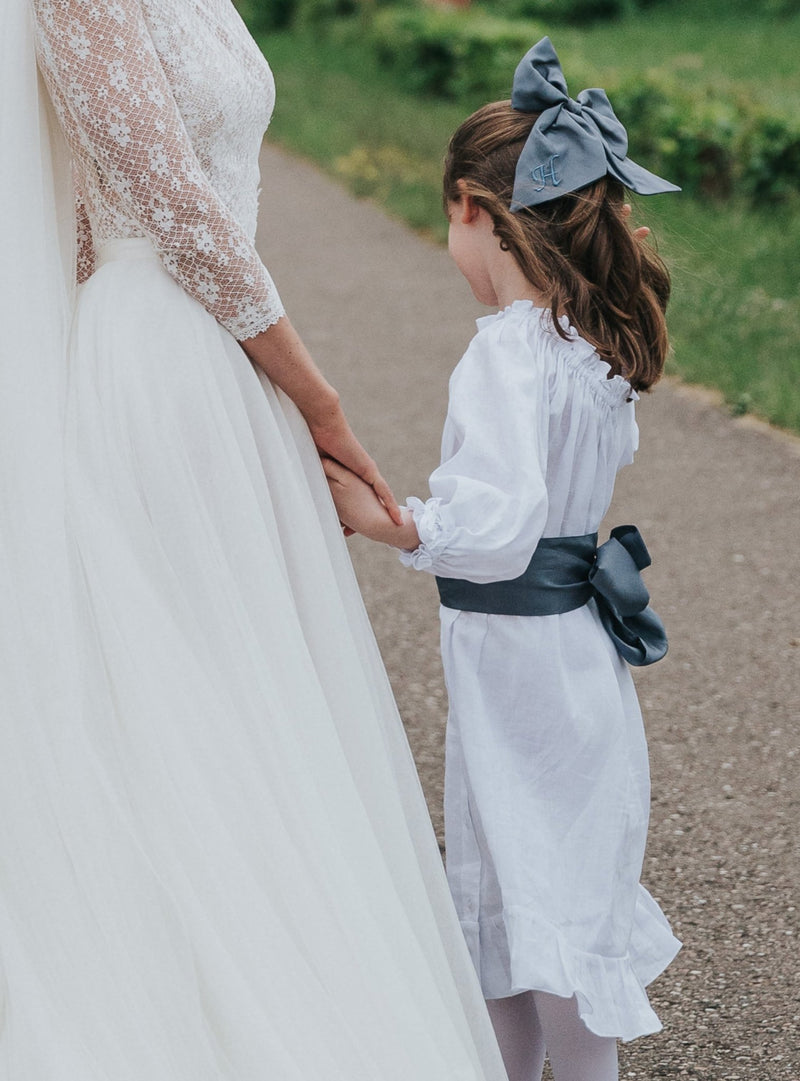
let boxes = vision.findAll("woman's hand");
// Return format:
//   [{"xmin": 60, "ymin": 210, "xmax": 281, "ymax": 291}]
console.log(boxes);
[
  {"xmin": 323, "ymin": 458, "xmax": 420, "ymax": 549},
  {"xmin": 306, "ymin": 400, "xmax": 401, "ymax": 526},
  {"xmin": 240, "ymin": 315, "xmax": 401, "ymax": 523}
]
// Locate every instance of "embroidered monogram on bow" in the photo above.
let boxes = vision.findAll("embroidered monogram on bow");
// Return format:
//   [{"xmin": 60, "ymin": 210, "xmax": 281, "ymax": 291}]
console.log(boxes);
[
  {"xmin": 531, "ymin": 154, "xmax": 561, "ymax": 192},
  {"xmin": 509, "ymin": 37, "xmax": 680, "ymax": 211}
]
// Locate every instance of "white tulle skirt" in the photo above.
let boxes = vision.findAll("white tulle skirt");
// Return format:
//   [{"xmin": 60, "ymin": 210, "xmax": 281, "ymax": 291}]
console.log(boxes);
[{"xmin": 0, "ymin": 239, "xmax": 506, "ymax": 1079}]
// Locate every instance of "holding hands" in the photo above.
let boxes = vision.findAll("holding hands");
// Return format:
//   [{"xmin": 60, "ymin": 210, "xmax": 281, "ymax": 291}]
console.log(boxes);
[{"xmin": 323, "ymin": 458, "xmax": 420, "ymax": 550}]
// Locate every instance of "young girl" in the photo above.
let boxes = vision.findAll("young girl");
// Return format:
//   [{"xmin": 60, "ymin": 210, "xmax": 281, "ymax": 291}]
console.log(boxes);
[{"xmin": 324, "ymin": 37, "xmax": 681, "ymax": 1081}]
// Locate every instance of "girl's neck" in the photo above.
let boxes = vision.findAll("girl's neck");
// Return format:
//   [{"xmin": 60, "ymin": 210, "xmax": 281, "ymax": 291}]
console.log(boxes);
[
  {"xmin": 494, "ymin": 284, "xmax": 547, "ymax": 311},
  {"xmin": 492, "ymin": 258, "xmax": 547, "ymax": 311}
]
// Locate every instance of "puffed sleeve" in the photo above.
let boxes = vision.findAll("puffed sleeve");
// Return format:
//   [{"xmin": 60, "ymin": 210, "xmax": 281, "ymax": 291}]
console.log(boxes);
[
  {"xmin": 32, "ymin": 0, "xmax": 284, "ymax": 339},
  {"xmin": 400, "ymin": 309, "xmax": 551, "ymax": 584}
]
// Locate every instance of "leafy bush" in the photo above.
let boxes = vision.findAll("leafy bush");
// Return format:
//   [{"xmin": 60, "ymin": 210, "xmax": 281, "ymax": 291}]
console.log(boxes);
[
  {"xmin": 234, "ymin": 0, "xmax": 298, "ymax": 32},
  {"xmin": 239, "ymin": 0, "xmax": 399, "ymax": 29},
  {"xmin": 765, "ymin": 0, "xmax": 800, "ymax": 12},
  {"xmin": 739, "ymin": 111, "xmax": 800, "ymax": 202},
  {"xmin": 609, "ymin": 80, "xmax": 738, "ymax": 199},
  {"xmin": 506, "ymin": 0, "xmax": 634, "ymax": 23},
  {"xmin": 607, "ymin": 77, "xmax": 800, "ymax": 204},
  {"xmin": 293, "ymin": 0, "xmax": 361, "ymax": 24},
  {"xmin": 394, "ymin": 0, "xmax": 667, "ymax": 25},
  {"xmin": 363, "ymin": 6, "xmax": 543, "ymax": 99}
]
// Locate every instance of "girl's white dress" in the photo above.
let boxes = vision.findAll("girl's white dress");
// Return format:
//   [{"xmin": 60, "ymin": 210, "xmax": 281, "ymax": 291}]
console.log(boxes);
[
  {"xmin": 0, "ymin": 1, "xmax": 509, "ymax": 1077},
  {"xmin": 401, "ymin": 300, "xmax": 681, "ymax": 1042}
]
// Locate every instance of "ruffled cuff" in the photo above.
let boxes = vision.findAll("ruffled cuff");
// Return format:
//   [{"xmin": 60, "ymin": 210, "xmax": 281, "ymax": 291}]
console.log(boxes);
[{"xmin": 398, "ymin": 496, "xmax": 450, "ymax": 572}]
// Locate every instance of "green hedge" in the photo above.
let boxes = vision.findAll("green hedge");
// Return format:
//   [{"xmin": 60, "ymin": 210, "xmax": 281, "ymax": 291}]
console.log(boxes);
[
  {"xmin": 235, "ymin": 0, "xmax": 296, "ymax": 32},
  {"xmin": 608, "ymin": 78, "xmax": 800, "ymax": 204},
  {"xmin": 234, "ymin": 0, "xmax": 391, "ymax": 32},
  {"xmin": 492, "ymin": 0, "xmax": 637, "ymax": 23},
  {"xmin": 349, "ymin": 5, "xmax": 800, "ymax": 205},
  {"xmin": 365, "ymin": 6, "xmax": 542, "ymax": 99}
]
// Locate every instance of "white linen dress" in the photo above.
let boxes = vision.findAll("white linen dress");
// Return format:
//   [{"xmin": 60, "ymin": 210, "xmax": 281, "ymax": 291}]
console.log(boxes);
[
  {"xmin": 0, "ymin": 1, "xmax": 509, "ymax": 1077},
  {"xmin": 401, "ymin": 300, "xmax": 681, "ymax": 1042}
]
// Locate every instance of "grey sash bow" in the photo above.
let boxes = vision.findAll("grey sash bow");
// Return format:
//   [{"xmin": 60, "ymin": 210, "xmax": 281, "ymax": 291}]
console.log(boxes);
[
  {"xmin": 589, "ymin": 525, "xmax": 668, "ymax": 666},
  {"xmin": 510, "ymin": 37, "xmax": 680, "ymax": 210},
  {"xmin": 435, "ymin": 525, "xmax": 668, "ymax": 667}
]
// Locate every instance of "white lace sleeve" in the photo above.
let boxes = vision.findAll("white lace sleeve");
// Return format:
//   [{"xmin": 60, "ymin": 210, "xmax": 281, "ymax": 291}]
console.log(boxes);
[
  {"xmin": 32, "ymin": 0, "xmax": 284, "ymax": 339},
  {"xmin": 75, "ymin": 183, "xmax": 96, "ymax": 285}
]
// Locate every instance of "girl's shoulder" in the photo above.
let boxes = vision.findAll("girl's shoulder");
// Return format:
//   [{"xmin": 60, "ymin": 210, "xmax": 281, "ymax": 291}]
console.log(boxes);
[{"xmin": 473, "ymin": 299, "xmax": 636, "ymax": 409}]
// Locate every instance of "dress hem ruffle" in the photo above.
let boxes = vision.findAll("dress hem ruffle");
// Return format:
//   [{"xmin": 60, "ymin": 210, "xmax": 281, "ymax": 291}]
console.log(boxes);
[{"xmin": 460, "ymin": 887, "xmax": 681, "ymax": 1043}]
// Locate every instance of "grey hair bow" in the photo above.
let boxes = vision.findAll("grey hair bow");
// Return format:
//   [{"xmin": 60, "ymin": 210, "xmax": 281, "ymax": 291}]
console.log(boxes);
[{"xmin": 510, "ymin": 37, "xmax": 680, "ymax": 211}]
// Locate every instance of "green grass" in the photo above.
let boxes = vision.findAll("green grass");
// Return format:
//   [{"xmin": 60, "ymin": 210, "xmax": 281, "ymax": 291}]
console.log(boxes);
[
  {"xmin": 548, "ymin": 0, "xmax": 800, "ymax": 113},
  {"xmin": 260, "ymin": 23, "xmax": 800, "ymax": 432},
  {"xmin": 263, "ymin": 31, "xmax": 463, "ymax": 236},
  {"xmin": 645, "ymin": 198, "xmax": 800, "ymax": 428}
]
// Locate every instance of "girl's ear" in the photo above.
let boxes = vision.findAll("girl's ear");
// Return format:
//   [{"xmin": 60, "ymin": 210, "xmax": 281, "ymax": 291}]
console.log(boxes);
[
  {"xmin": 457, "ymin": 195, "xmax": 481, "ymax": 225},
  {"xmin": 454, "ymin": 180, "xmax": 481, "ymax": 225}
]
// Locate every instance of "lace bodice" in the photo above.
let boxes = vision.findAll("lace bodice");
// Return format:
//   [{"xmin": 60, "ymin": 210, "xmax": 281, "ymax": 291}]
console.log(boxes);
[{"xmin": 32, "ymin": 0, "xmax": 284, "ymax": 339}]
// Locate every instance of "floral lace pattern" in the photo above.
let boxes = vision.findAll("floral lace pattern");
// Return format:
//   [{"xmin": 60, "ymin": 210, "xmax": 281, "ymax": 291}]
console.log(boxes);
[{"xmin": 33, "ymin": 0, "xmax": 285, "ymax": 339}]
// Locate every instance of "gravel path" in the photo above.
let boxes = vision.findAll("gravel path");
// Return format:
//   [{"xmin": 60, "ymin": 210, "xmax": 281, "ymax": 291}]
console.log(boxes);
[{"xmin": 257, "ymin": 144, "xmax": 799, "ymax": 1080}]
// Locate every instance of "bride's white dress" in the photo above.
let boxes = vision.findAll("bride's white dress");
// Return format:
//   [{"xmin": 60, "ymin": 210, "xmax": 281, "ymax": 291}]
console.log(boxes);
[{"xmin": 0, "ymin": 1, "xmax": 508, "ymax": 1077}]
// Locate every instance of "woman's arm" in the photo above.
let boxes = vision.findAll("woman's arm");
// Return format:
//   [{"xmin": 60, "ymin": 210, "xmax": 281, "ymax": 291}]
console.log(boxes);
[
  {"xmin": 33, "ymin": 0, "xmax": 399, "ymax": 514},
  {"xmin": 243, "ymin": 322, "xmax": 400, "ymax": 518},
  {"xmin": 32, "ymin": 0, "xmax": 283, "ymax": 339}
]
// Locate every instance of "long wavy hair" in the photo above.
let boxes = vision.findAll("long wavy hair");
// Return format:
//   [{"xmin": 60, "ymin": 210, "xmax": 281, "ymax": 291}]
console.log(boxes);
[{"xmin": 443, "ymin": 101, "xmax": 671, "ymax": 391}]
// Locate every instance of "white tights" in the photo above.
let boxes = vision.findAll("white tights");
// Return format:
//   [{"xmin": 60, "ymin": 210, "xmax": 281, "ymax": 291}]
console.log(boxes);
[{"xmin": 486, "ymin": 991, "xmax": 619, "ymax": 1081}]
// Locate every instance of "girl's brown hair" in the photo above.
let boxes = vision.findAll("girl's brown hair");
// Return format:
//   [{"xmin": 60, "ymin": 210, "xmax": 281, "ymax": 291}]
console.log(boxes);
[{"xmin": 443, "ymin": 100, "xmax": 671, "ymax": 391}]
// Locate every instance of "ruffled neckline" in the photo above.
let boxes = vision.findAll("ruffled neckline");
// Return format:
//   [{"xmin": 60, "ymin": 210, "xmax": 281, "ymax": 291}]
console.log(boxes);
[{"xmin": 477, "ymin": 299, "xmax": 638, "ymax": 406}]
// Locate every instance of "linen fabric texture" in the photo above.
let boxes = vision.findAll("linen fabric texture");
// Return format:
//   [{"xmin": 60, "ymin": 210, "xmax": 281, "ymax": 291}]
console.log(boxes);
[
  {"xmin": 0, "ymin": 1, "xmax": 509, "ymax": 1078},
  {"xmin": 401, "ymin": 301, "xmax": 681, "ymax": 1041}
]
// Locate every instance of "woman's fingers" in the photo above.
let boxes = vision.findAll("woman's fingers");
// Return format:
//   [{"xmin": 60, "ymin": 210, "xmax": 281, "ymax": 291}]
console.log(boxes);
[
  {"xmin": 370, "ymin": 472, "xmax": 403, "ymax": 525},
  {"xmin": 312, "ymin": 421, "xmax": 402, "ymax": 524},
  {"xmin": 322, "ymin": 456, "xmax": 403, "ymax": 538},
  {"xmin": 345, "ymin": 452, "xmax": 402, "ymax": 525},
  {"xmin": 321, "ymin": 456, "xmax": 348, "ymax": 483},
  {"xmin": 622, "ymin": 202, "xmax": 650, "ymax": 241}
]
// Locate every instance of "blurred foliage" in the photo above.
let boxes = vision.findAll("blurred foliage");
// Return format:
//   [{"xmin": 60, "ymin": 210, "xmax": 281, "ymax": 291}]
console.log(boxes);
[
  {"xmin": 284, "ymin": 2, "xmax": 800, "ymax": 206},
  {"xmin": 234, "ymin": 0, "xmax": 296, "ymax": 31},
  {"xmin": 491, "ymin": 0, "xmax": 639, "ymax": 23},
  {"xmin": 237, "ymin": 0, "xmax": 800, "ymax": 205},
  {"xmin": 365, "ymin": 6, "xmax": 542, "ymax": 98},
  {"xmin": 607, "ymin": 78, "xmax": 800, "ymax": 205},
  {"xmin": 254, "ymin": 14, "xmax": 800, "ymax": 431}
]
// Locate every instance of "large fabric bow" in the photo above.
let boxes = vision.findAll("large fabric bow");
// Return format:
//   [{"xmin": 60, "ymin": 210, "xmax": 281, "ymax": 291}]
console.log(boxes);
[
  {"xmin": 510, "ymin": 37, "xmax": 680, "ymax": 210},
  {"xmin": 590, "ymin": 525, "xmax": 668, "ymax": 667}
]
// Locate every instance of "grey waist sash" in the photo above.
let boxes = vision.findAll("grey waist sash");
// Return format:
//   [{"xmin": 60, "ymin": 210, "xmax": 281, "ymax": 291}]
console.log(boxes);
[{"xmin": 435, "ymin": 525, "xmax": 668, "ymax": 667}]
